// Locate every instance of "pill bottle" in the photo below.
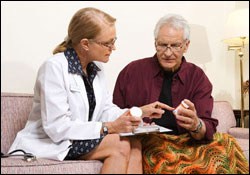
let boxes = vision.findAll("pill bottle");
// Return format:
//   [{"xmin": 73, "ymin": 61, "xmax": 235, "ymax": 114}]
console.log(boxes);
[
  {"xmin": 129, "ymin": 107, "xmax": 143, "ymax": 126},
  {"xmin": 173, "ymin": 100, "xmax": 189, "ymax": 117}
]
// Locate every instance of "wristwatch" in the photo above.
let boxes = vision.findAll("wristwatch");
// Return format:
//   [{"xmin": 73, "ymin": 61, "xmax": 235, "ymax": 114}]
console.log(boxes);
[
  {"xmin": 191, "ymin": 119, "xmax": 202, "ymax": 133},
  {"xmin": 102, "ymin": 123, "xmax": 109, "ymax": 135}
]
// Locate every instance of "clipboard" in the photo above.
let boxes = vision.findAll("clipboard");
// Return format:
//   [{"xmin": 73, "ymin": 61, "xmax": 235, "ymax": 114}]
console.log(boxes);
[{"xmin": 119, "ymin": 125, "xmax": 172, "ymax": 136}]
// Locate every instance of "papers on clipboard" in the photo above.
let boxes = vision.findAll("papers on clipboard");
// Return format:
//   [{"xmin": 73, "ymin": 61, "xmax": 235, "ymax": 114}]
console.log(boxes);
[{"xmin": 119, "ymin": 125, "xmax": 172, "ymax": 136}]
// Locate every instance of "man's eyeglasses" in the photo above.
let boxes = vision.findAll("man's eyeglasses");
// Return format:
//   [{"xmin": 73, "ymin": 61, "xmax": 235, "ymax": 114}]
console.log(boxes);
[
  {"xmin": 90, "ymin": 37, "xmax": 117, "ymax": 49},
  {"xmin": 156, "ymin": 40, "xmax": 186, "ymax": 53}
]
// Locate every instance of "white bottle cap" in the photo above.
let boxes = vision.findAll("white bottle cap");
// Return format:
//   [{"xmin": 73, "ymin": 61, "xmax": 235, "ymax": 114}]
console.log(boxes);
[
  {"xmin": 181, "ymin": 101, "xmax": 189, "ymax": 109},
  {"xmin": 130, "ymin": 107, "xmax": 142, "ymax": 117}
]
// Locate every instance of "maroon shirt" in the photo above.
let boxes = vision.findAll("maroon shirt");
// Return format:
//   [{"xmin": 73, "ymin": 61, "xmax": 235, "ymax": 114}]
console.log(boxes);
[{"xmin": 113, "ymin": 54, "xmax": 218, "ymax": 141}]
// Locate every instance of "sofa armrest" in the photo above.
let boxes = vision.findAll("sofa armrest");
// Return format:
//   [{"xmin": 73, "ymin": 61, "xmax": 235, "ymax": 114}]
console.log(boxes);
[{"xmin": 228, "ymin": 127, "xmax": 249, "ymax": 139}]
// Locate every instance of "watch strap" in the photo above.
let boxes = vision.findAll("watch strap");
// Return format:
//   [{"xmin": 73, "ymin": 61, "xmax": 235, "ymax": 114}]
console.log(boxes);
[
  {"xmin": 191, "ymin": 119, "xmax": 202, "ymax": 133},
  {"xmin": 102, "ymin": 123, "xmax": 108, "ymax": 135}
]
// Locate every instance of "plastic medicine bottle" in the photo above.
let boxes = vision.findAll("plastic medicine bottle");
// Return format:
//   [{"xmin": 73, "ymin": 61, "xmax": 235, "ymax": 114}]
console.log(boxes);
[
  {"xmin": 173, "ymin": 100, "xmax": 189, "ymax": 117},
  {"xmin": 129, "ymin": 107, "xmax": 143, "ymax": 126}
]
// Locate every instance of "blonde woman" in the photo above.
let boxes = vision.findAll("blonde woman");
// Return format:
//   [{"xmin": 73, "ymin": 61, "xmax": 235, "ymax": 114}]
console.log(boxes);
[{"xmin": 8, "ymin": 7, "xmax": 172, "ymax": 174}]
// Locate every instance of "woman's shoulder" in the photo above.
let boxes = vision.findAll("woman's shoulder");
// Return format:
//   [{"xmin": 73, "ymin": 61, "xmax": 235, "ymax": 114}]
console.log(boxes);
[
  {"xmin": 44, "ymin": 52, "xmax": 67, "ymax": 66},
  {"xmin": 38, "ymin": 52, "xmax": 68, "ymax": 72},
  {"xmin": 47, "ymin": 52, "xmax": 67, "ymax": 64}
]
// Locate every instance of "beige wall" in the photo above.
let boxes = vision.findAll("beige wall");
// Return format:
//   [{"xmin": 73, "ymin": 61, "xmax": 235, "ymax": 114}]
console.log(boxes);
[{"xmin": 1, "ymin": 1, "xmax": 249, "ymax": 110}]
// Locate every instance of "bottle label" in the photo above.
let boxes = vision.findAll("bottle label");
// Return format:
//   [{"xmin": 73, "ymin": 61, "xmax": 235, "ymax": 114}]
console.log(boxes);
[{"xmin": 173, "ymin": 101, "xmax": 189, "ymax": 116}]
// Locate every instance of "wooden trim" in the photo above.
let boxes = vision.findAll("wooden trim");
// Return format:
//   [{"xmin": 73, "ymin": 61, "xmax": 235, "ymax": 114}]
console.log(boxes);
[{"xmin": 233, "ymin": 110, "xmax": 249, "ymax": 127}]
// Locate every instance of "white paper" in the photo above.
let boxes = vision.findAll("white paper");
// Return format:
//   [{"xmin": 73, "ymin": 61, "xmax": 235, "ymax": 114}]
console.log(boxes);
[{"xmin": 119, "ymin": 125, "xmax": 172, "ymax": 136}]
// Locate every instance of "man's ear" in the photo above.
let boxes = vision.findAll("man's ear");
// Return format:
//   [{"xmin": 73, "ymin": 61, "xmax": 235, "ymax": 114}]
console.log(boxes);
[
  {"xmin": 154, "ymin": 40, "xmax": 157, "ymax": 50},
  {"xmin": 80, "ymin": 38, "xmax": 89, "ymax": 51},
  {"xmin": 183, "ymin": 40, "xmax": 190, "ymax": 53}
]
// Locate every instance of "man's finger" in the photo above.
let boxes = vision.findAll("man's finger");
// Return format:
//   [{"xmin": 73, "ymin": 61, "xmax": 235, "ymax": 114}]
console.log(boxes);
[{"xmin": 183, "ymin": 99, "xmax": 195, "ymax": 111}]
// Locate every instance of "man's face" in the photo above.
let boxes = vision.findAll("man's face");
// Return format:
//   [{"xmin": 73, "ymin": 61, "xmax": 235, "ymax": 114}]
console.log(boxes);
[{"xmin": 155, "ymin": 25, "xmax": 190, "ymax": 72}]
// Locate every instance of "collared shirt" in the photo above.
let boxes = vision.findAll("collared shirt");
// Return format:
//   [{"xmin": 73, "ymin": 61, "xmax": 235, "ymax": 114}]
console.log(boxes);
[
  {"xmin": 113, "ymin": 54, "xmax": 218, "ymax": 141},
  {"xmin": 152, "ymin": 71, "xmax": 178, "ymax": 134},
  {"xmin": 64, "ymin": 48, "xmax": 100, "ymax": 121}
]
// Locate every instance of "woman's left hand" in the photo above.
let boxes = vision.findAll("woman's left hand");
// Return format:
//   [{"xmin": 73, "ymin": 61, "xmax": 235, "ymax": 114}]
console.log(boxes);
[{"xmin": 140, "ymin": 101, "xmax": 174, "ymax": 119}]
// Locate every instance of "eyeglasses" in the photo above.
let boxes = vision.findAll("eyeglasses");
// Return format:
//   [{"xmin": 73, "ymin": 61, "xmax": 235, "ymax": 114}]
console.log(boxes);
[
  {"xmin": 156, "ymin": 40, "xmax": 186, "ymax": 53},
  {"xmin": 90, "ymin": 37, "xmax": 117, "ymax": 49}
]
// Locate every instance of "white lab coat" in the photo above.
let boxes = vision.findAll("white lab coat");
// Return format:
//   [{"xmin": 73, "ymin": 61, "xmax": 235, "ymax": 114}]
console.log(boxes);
[{"xmin": 8, "ymin": 52, "xmax": 126, "ymax": 161}]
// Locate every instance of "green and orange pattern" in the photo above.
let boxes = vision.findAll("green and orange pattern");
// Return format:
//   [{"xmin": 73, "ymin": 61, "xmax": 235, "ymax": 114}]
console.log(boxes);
[{"xmin": 140, "ymin": 132, "xmax": 249, "ymax": 174}]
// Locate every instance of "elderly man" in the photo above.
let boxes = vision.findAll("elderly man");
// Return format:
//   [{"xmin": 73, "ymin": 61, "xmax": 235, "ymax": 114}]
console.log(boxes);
[{"xmin": 113, "ymin": 14, "xmax": 249, "ymax": 174}]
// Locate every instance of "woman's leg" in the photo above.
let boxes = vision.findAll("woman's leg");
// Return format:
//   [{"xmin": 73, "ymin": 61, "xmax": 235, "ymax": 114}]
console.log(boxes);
[
  {"xmin": 80, "ymin": 134, "xmax": 131, "ymax": 174},
  {"xmin": 127, "ymin": 137, "xmax": 142, "ymax": 174}
]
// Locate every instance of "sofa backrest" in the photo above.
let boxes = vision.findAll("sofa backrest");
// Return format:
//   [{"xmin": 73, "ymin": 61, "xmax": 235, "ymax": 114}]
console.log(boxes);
[
  {"xmin": 1, "ymin": 93, "xmax": 237, "ymax": 153},
  {"xmin": 212, "ymin": 101, "xmax": 236, "ymax": 133},
  {"xmin": 1, "ymin": 93, "xmax": 33, "ymax": 154}
]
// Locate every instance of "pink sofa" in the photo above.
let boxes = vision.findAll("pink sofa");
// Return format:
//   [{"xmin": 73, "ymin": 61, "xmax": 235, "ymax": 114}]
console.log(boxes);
[
  {"xmin": 1, "ymin": 93, "xmax": 249, "ymax": 173},
  {"xmin": 1, "ymin": 93, "xmax": 102, "ymax": 174},
  {"xmin": 211, "ymin": 101, "xmax": 249, "ymax": 162}
]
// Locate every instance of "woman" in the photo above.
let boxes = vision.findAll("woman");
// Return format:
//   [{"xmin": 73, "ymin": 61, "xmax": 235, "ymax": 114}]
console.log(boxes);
[{"xmin": 8, "ymin": 7, "xmax": 172, "ymax": 174}]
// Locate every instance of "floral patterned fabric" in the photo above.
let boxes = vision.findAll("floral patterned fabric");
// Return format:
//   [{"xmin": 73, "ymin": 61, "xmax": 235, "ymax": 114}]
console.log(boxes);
[{"xmin": 140, "ymin": 132, "xmax": 249, "ymax": 174}]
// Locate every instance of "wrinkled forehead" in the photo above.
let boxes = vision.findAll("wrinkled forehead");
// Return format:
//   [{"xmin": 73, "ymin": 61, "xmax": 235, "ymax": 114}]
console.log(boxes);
[{"xmin": 157, "ymin": 25, "xmax": 185, "ymax": 43}]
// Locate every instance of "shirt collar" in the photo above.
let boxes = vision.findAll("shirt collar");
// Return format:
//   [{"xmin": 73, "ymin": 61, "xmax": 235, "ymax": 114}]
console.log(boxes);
[
  {"xmin": 64, "ymin": 48, "xmax": 101, "ymax": 77},
  {"xmin": 152, "ymin": 53, "xmax": 187, "ymax": 84},
  {"xmin": 175, "ymin": 57, "xmax": 187, "ymax": 84},
  {"xmin": 152, "ymin": 53, "xmax": 164, "ymax": 77}
]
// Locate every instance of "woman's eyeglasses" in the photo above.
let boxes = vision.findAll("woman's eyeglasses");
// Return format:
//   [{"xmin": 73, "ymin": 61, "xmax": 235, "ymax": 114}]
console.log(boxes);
[{"xmin": 90, "ymin": 37, "xmax": 117, "ymax": 49}]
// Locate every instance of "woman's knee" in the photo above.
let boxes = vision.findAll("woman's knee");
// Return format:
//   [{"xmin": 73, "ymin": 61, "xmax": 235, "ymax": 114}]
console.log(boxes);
[{"xmin": 107, "ymin": 134, "xmax": 131, "ymax": 158}]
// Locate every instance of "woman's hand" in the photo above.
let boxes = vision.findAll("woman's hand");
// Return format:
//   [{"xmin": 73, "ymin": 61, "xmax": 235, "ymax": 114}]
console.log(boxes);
[
  {"xmin": 140, "ymin": 101, "xmax": 174, "ymax": 119},
  {"xmin": 142, "ymin": 121, "xmax": 156, "ymax": 126},
  {"xmin": 107, "ymin": 110, "xmax": 141, "ymax": 133}
]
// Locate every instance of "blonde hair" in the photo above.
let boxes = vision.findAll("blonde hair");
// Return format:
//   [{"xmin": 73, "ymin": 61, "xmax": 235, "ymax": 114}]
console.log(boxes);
[{"xmin": 53, "ymin": 7, "xmax": 116, "ymax": 54}]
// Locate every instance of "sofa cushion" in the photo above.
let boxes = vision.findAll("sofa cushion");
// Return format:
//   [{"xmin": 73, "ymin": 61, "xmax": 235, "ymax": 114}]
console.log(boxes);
[
  {"xmin": 228, "ymin": 127, "xmax": 249, "ymax": 139},
  {"xmin": 1, "ymin": 93, "xmax": 33, "ymax": 154},
  {"xmin": 212, "ymin": 101, "xmax": 236, "ymax": 133},
  {"xmin": 1, "ymin": 158, "xmax": 102, "ymax": 174},
  {"xmin": 1, "ymin": 93, "xmax": 104, "ymax": 173}
]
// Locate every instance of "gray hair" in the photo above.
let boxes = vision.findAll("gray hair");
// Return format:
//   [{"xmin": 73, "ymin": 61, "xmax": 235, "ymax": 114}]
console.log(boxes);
[{"xmin": 154, "ymin": 14, "xmax": 190, "ymax": 41}]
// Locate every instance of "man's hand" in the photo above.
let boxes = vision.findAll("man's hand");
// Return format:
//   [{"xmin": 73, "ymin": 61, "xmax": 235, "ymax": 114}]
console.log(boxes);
[
  {"xmin": 175, "ymin": 99, "xmax": 199, "ymax": 131},
  {"xmin": 175, "ymin": 99, "xmax": 206, "ymax": 140}
]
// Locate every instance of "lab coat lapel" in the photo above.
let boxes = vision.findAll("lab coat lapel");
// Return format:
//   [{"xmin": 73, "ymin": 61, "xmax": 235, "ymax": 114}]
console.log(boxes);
[
  {"xmin": 91, "ymin": 75, "xmax": 102, "ymax": 121},
  {"xmin": 72, "ymin": 75, "xmax": 89, "ymax": 116}
]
